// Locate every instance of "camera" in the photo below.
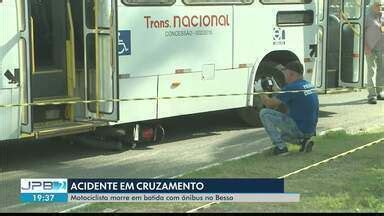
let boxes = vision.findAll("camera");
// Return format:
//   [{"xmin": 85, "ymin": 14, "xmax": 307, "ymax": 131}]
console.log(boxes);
[{"xmin": 261, "ymin": 77, "xmax": 275, "ymax": 92}]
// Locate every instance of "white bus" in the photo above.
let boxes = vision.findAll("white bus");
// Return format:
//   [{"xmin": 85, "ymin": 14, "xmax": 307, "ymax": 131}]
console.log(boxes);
[{"xmin": 0, "ymin": 0, "xmax": 366, "ymax": 142}]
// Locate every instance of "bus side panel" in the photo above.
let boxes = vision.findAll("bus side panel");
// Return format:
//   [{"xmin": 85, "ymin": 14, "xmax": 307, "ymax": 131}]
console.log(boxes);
[
  {"xmin": 234, "ymin": 5, "xmax": 269, "ymax": 67},
  {"xmin": 117, "ymin": 5, "xmax": 233, "ymax": 78},
  {"xmin": 1, "ymin": 0, "xmax": 20, "ymax": 88},
  {"xmin": 0, "ymin": 1, "xmax": 21, "ymax": 141},
  {"xmin": 0, "ymin": 89, "xmax": 20, "ymax": 141},
  {"xmin": 157, "ymin": 68, "xmax": 250, "ymax": 119},
  {"xmin": 118, "ymin": 76, "xmax": 158, "ymax": 124},
  {"xmin": 234, "ymin": 3, "xmax": 317, "ymax": 83}
]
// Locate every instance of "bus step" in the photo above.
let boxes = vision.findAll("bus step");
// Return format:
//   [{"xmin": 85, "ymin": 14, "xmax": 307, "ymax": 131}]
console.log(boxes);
[
  {"xmin": 33, "ymin": 96, "xmax": 82, "ymax": 104},
  {"xmin": 33, "ymin": 121, "xmax": 99, "ymax": 139}
]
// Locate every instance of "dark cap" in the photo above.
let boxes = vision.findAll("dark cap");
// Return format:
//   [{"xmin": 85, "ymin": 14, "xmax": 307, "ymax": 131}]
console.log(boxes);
[{"xmin": 284, "ymin": 61, "xmax": 304, "ymax": 75}]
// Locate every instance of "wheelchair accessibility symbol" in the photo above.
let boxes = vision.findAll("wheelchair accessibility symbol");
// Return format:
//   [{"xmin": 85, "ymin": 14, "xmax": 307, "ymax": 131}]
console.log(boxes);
[{"xmin": 118, "ymin": 30, "xmax": 131, "ymax": 56}]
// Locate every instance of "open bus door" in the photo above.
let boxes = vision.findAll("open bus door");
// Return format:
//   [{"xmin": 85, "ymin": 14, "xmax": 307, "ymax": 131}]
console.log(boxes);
[
  {"xmin": 320, "ymin": 0, "xmax": 366, "ymax": 90},
  {"xmin": 0, "ymin": 0, "xmax": 31, "ymax": 138},
  {"xmin": 338, "ymin": 0, "xmax": 366, "ymax": 88},
  {"xmin": 84, "ymin": 0, "xmax": 119, "ymax": 122},
  {"xmin": 16, "ymin": 0, "xmax": 118, "ymax": 138},
  {"xmin": 16, "ymin": 0, "xmax": 33, "ymax": 134},
  {"xmin": 316, "ymin": 0, "xmax": 327, "ymax": 92}
]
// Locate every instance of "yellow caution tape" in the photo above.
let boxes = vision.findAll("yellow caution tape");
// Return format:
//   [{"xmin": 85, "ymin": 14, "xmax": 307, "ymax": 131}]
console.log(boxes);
[
  {"xmin": 0, "ymin": 86, "xmax": 380, "ymax": 109},
  {"xmin": 278, "ymin": 138, "xmax": 384, "ymax": 179},
  {"xmin": 0, "ymin": 89, "xmax": 320, "ymax": 108},
  {"xmin": 186, "ymin": 138, "xmax": 384, "ymax": 213}
]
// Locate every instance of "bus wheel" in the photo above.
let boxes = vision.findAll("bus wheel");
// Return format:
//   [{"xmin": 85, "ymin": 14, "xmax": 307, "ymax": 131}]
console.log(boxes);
[
  {"xmin": 237, "ymin": 61, "xmax": 286, "ymax": 127},
  {"xmin": 237, "ymin": 106, "xmax": 262, "ymax": 127}
]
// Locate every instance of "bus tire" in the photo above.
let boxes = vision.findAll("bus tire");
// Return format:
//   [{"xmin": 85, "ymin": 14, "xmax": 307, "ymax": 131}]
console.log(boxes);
[
  {"xmin": 238, "ymin": 61, "xmax": 286, "ymax": 127},
  {"xmin": 237, "ymin": 107, "xmax": 262, "ymax": 127}
]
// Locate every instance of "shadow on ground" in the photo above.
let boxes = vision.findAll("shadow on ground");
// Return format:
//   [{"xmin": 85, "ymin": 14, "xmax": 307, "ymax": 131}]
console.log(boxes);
[
  {"xmin": 319, "ymin": 110, "xmax": 338, "ymax": 118},
  {"xmin": 0, "ymin": 110, "xmax": 253, "ymax": 173},
  {"xmin": 320, "ymin": 99, "xmax": 367, "ymax": 107}
]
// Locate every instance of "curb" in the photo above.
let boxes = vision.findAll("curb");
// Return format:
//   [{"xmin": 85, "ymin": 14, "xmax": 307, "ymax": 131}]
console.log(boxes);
[
  {"xmin": 318, "ymin": 127, "xmax": 346, "ymax": 136},
  {"xmin": 325, "ymin": 88, "xmax": 362, "ymax": 95},
  {"xmin": 318, "ymin": 126, "xmax": 384, "ymax": 136}
]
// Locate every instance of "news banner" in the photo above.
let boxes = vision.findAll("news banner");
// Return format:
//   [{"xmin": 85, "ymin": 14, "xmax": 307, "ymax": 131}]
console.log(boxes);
[{"xmin": 20, "ymin": 179, "xmax": 300, "ymax": 203}]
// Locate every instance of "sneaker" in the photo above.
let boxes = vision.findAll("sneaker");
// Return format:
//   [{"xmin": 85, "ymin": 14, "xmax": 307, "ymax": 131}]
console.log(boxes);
[
  {"xmin": 273, "ymin": 147, "xmax": 289, "ymax": 156},
  {"xmin": 299, "ymin": 139, "xmax": 306, "ymax": 152},
  {"xmin": 368, "ymin": 98, "xmax": 377, "ymax": 104},
  {"xmin": 377, "ymin": 94, "xmax": 384, "ymax": 100},
  {"xmin": 299, "ymin": 138, "xmax": 314, "ymax": 153},
  {"xmin": 304, "ymin": 140, "xmax": 315, "ymax": 153}
]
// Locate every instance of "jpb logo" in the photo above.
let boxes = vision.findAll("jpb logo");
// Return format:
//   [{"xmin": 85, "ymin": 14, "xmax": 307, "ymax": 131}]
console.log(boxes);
[{"xmin": 21, "ymin": 179, "xmax": 67, "ymax": 193}]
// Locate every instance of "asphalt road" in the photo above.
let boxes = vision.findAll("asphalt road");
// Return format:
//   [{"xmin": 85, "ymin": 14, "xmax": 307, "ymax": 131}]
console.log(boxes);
[{"xmin": 0, "ymin": 90, "xmax": 383, "ymax": 213}]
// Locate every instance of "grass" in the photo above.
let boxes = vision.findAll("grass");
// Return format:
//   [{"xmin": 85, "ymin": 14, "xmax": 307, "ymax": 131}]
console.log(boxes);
[{"xmin": 74, "ymin": 130, "xmax": 384, "ymax": 213}]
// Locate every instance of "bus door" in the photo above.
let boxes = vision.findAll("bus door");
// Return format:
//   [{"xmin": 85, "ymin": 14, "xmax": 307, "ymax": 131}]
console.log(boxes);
[
  {"xmin": 0, "ymin": 0, "xmax": 29, "ymax": 137},
  {"xmin": 28, "ymin": 0, "xmax": 74, "ymax": 126},
  {"xmin": 84, "ymin": 0, "xmax": 119, "ymax": 121},
  {"xmin": 338, "ymin": 0, "xmax": 365, "ymax": 88},
  {"xmin": 316, "ymin": 0, "xmax": 327, "ymax": 91},
  {"xmin": 321, "ymin": 0, "xmax": 366, "ymax": 89},
  {"xmin": 16, "ymin": 0, "xmax": 82, "ymax": 134},
  {"xmin": 15, "ymin": 0, "xmax": 33, "ymax": 133}
]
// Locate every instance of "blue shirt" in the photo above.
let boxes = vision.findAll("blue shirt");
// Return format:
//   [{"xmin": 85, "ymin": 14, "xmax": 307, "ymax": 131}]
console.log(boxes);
[{"xmin": 277, "ymin": 79, "xmax": 319, "ymax": 135}]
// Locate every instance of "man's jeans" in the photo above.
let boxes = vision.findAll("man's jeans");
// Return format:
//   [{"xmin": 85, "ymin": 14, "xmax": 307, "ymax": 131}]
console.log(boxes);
[
  {"xmin": 366, "ymin": 48, "xmax": 384, "ymax": 99},
  {"xmin": 260, "ymin": 108, "xmax": 309, "ymax": 150}
]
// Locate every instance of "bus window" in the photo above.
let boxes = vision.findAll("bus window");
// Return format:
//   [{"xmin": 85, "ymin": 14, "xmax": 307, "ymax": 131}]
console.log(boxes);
[
  {"xmin": 85, "ymin": 0, "xmax": 95, "ymax": 29},
  {"xmin": 16, "ymin": 0, "xmax": 25, "ymax": 32},
  {"xmin": 260, "ymin": 0, "xmax": 312, "ymax": 4},
  {"xmin": 277, "ymin": 10, "xmax": 314, "ymax": 26},
  {"xmin": 318, "ymin": 0, "xmax": 324, "ymax": 21},
  {"xmin": 343, "ymin": 0, "xmax": 362, "ymax": 19},
  {"xmin": 183, "ymin": 0, "xmax": 253, "ymax": 5},
  {"xmin": 85, "ymin": 0, "xmax": 112, "ymax": 29},
  {"xmin": 121, "ymin": 0, "xmax": 175, "ymax": 6},
  {"xmin": 86, "ymin": 34, "xmax": 97, "ymax": 113},
  {"xmin": 340, "ymin": 23, "xmax": 361, "ymax": 83},
  {"xmin": 18, "ymin": 38, "xmax": 28, "ymax": 125}
]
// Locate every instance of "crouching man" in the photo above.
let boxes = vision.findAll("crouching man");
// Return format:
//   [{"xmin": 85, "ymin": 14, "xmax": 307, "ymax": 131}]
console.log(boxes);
[{"xmin": 259, "ymin": 61, "xmax": 319, "ymax": 155}]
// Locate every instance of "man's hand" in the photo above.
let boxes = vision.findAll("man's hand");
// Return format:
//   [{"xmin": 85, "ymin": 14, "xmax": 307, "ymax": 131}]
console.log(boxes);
[
  {"xmin": 260, "ymin": 94, "xmax": 282, "ymax": 109},
  {"xmin": 260, "ymin": 95, "xmax": 268, "ymax": 105}
]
